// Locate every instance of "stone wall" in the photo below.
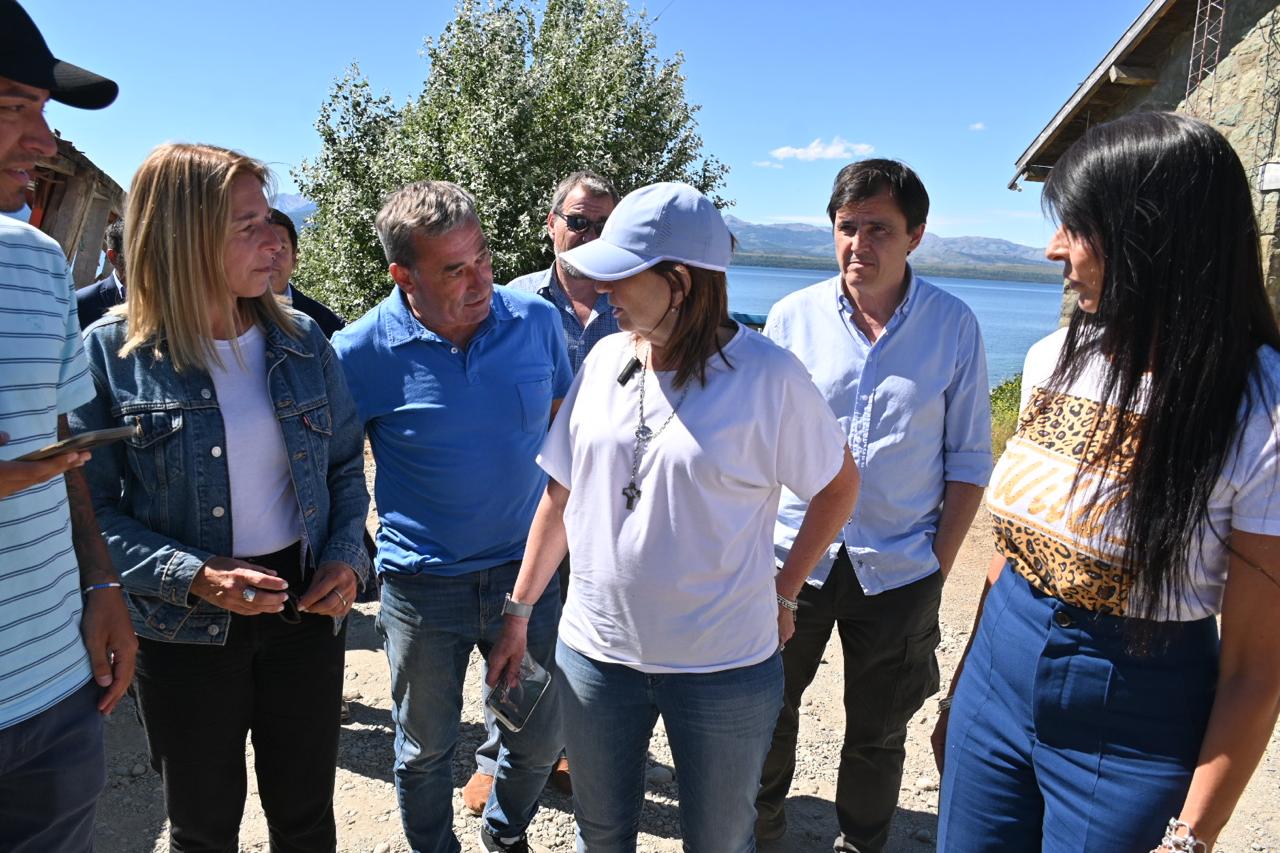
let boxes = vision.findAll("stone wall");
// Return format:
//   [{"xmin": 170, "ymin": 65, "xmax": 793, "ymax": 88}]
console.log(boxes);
[
  {"xmin": 1118, "ymin": 0, "xmax": 1280, "ymax": 306},
  {"xmin": 1051, "ymin": 1, "xmax": 1280, "ymax": 322}
]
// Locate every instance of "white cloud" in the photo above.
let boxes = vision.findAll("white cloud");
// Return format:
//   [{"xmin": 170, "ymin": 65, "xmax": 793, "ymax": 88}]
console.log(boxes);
[
  {"xmin": 769, "ymin": 136, "xmax": 874, "ymax": 161},
  {"xmin": 968, "ymin": 122, "xmax": 986, "ymax": 131},
  {"xmin": 752, "ymin": 160, "xmax": 784, "ymax": 169}
]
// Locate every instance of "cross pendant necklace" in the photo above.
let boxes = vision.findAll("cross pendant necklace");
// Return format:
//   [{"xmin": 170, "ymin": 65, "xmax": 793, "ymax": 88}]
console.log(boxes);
[{"xmin": 623, "ymin": 342, "xmax": 688, "ymax": 512}]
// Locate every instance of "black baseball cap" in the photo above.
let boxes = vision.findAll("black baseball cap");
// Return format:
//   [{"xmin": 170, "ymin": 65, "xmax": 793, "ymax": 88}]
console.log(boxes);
[{"xmin": 0, "ymin": 0, "xmax": 117, "ymax": 109}]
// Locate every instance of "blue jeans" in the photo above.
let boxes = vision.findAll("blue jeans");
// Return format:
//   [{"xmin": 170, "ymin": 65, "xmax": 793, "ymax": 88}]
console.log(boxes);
[
  {"xmin": 0, "ymin": 679, "xmax": 104, "ymax": 852},
  {"xmin": 378, "ymin": 563, "xmax": 562, "ymax": 853},
  {"xmin": 938, "ymin": 567, "xmax": 1218, "ymax": 852},
  {"xmin": 557, "ymin": 640, "xmax": 783, "ymax": 853}
]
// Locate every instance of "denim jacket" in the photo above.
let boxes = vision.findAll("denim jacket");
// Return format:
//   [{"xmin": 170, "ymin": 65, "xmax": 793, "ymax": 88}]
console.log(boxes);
[{"xmin": 71, "ymin": 311, "xmax": 371, "ymax": 645}]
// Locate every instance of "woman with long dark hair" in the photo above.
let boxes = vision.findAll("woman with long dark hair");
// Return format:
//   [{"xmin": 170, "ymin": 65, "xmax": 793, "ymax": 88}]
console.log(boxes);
[
  {"xmin": 934, "ymin": 112, "xmax": 1280, "ymax": 852},
  {"xmin": 486, "ymin": 183, "xmax": 860, "ymax": 851}
]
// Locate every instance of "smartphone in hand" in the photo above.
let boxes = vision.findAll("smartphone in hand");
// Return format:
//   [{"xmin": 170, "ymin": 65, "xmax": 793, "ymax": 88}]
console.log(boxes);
[
  {"xmin": 17, "ymin": 424, "xmax": 141, "ymax": 462},
  {"xmin": 485, "ymin": 652, "xmax": 552, "ymax": 733}
]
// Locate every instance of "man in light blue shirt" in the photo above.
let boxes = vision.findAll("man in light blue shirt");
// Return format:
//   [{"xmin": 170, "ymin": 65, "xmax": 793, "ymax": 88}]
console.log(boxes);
[
  {"xmin": 332, "ymin": 180, "xmax": 571, "ymax": 853},
  {"xmin": 756, "ymin": 160, "xmax": 991, "ymax": 853},
  {"xmin": 0, "ymin": 4, "xmax": 136, "ymax": 850},
  {"xmin": 506, "ymin": 170, "xmax": 620, "ymax": 374}
]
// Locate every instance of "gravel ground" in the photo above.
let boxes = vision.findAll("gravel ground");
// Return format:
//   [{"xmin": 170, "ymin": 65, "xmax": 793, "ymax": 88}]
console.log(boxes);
[{"xmin": 94, "ymin": 506, "xmax": 1280, "ymax": 852}]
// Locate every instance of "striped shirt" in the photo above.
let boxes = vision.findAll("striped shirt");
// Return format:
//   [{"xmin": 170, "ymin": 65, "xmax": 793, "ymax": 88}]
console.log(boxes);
[{"xmin": 0, "ymin": 217, "xmax": 96, "ymax": 730}]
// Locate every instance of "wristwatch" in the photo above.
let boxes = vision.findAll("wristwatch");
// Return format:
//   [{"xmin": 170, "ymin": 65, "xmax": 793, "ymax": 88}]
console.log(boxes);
[{"xmin": 502, "ymin": 593, "xmax": 534, "ymax": 618}]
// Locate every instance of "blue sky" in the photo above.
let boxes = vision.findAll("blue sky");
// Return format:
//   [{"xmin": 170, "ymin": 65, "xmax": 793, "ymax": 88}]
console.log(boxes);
[{"xmin": 26, "ymin": 0, "xmax": 1150, "ymax": 248}]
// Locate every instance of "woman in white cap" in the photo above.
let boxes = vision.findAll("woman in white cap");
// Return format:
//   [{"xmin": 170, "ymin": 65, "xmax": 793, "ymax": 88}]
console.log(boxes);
[{"xmin": 488, "ymin": 182, "xmax": 860, "ymax": 851}]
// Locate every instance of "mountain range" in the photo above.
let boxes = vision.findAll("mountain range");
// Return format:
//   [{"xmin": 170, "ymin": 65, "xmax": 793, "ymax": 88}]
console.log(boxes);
[
  {"xmin": 272, "ymin": 196, "xmax": 1062, "ymax": 284},
  {"xmin": 723, "ymin": 215, "xmax": 1062, "ymax": 283}
]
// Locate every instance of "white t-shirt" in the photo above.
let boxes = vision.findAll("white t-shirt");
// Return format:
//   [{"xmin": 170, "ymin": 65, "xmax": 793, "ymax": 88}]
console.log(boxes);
[
  {"xmin": 538, "ymin": 326, "xmax": 847, "ymax": 673},
  {"xmin": 988, "ymin": 328, "xmax": 1280, "ymax": 620},
  {"xmin": 209, "ymin": 326, "xmax": 301, "ymax": 557}
]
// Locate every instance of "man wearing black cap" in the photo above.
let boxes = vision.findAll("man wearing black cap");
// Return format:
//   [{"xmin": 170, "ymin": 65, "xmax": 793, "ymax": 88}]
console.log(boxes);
[{"xmin": 0, "ymin": 3, "xmax": 136, "ymax": 850}]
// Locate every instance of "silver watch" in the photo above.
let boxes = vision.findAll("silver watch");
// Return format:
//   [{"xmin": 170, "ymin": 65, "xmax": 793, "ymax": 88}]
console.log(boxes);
[{"xmin": 502, "ymin": 593, "xmax": 534, "ymax": 618}]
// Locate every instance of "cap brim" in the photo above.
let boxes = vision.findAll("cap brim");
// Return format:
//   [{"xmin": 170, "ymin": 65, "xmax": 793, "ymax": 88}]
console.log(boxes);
[
  {"xmin": 559, "ymin": 238, "xmax": 661, "ymax": 282},
  {"xmin": 47, "ymin": 59, "xmax": 117, "ymax": 110}
]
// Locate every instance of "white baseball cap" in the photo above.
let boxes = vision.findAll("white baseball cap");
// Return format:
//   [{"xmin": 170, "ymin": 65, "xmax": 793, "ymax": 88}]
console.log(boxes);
[{"xmin": 559, "ymin": 182, "xmax": 732, "ymax": 281}]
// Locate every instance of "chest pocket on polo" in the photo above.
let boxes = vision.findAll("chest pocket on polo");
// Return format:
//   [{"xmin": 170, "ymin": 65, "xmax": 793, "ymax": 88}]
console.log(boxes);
[
  {"xmin": 516, "ymin": 377, "xmax": 553, "ymax": 434},
  {"xmin": 124, "ymin": 408, "xmax": 185, "ymax": 487}
]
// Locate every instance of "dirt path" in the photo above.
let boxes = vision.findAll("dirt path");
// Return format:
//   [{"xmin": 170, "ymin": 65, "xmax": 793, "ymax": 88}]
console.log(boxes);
[{"xmin": 95, "ymin": 507, "xmax": 1279, "ymax": 852}]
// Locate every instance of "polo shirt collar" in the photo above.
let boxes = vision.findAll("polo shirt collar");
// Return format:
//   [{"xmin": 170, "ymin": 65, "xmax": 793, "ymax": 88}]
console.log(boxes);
[{"xmin": 381, "ymin": 285, "xmax": 513, "ymax": 348}]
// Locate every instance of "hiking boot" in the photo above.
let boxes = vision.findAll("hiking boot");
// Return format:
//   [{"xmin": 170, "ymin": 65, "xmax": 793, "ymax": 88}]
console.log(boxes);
[
  {"xmin": 462, "ymin": 771, "xmax": 494, "ymax": 816},
  {"xmin": 478, "ymin": 827, "xmax": 530, "ymax": 853},
  {"xmin": 548, "ymin": 755, "xmax": 572, "ymax": 795}
]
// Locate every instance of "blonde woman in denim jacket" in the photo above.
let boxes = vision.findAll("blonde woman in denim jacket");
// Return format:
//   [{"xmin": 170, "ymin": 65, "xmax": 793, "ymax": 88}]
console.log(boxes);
[{"xmin": 70, "ymin": 143, "xmax": 370, "ymax": 853}]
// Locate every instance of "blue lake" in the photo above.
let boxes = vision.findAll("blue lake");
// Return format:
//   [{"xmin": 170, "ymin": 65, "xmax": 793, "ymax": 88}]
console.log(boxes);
[{"xmin": 726, "ymin": 265, "xmax": 1064, "ymax": 387}]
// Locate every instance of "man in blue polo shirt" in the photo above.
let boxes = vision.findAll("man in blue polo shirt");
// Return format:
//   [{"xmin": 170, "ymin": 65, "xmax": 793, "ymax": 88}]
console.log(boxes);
[
  {"xmin": 0, "ymin": 3, "xmax": 137, "ymax": 849},
  {"xmin": 333, "ymin": 180, "xmax": 571, "ymax": 853},
  {"xmin": 755, "ymin": 160, "xmax": 991, "ymax": 853}
]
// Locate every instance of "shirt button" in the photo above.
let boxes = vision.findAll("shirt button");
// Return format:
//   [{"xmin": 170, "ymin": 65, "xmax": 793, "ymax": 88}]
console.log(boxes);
[
  {"xmin": 207, "ymin": 624, "xmax": 220, "ymax": 636},
  {"xmin": 211, "ymin": 446, "xmax": 222, "ymax": 458},
  {"xmin": 450, "ymin": 347, "xmax": 459, "ymax": 354},
  {"xmin": 201, "ymin": 388, "xmax": 212, "ymax": 399},
  {"xmin": 1054, "ymin": 610, "xmax": 1074, "ymax": 628},
  {"xmin": 211, "ymin": 506, "xmax": 225, "ymax": 518}
]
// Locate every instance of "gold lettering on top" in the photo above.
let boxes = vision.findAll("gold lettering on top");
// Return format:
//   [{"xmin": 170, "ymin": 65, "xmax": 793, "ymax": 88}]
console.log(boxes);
[{"xmin": 990, "ymin": 448, "xmax": 1053, "ymax": 506}]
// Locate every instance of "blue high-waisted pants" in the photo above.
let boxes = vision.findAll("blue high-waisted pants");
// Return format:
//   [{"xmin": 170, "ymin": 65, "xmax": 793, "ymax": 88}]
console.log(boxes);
[{"xmin": 938, "ymin": 566, "xmax": 1219, "ymax": 852}]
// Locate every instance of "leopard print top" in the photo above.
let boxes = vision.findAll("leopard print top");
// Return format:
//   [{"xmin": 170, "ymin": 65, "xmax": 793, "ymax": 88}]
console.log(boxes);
[{"xmin": 988, "ymin": 386, "xmax": 1139, "ymax": 615}]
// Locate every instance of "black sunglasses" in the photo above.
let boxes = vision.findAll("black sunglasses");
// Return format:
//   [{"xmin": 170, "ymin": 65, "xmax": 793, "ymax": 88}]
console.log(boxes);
[{"xmin": 554, "ymin": 212, "xmax": 609, "ymax": 236}]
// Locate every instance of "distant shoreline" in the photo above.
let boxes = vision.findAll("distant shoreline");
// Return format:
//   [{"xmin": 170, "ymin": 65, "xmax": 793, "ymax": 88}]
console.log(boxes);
[{"xmin": 731, "ymin": 252, "xmax": 1064, "ymax": 286}]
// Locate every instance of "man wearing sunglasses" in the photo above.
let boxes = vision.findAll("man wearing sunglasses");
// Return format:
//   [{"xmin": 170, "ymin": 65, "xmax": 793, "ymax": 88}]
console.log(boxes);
[
  {"xmin": 474, "ymin": 170, "xmax": 619, "ymax": 809},
  {"xmin": 508, "ymin": 171, "xmax": 620, "ymax": 374}
]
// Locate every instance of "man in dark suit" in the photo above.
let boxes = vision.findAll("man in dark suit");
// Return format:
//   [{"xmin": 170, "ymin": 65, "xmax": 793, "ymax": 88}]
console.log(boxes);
[
  {"xmin": 267, "ymin": 207, "xmax": 346, "ymax": 339},
  {"xmin": 76, "ymin": 220, "xmax": 125, "ymax": 329}
]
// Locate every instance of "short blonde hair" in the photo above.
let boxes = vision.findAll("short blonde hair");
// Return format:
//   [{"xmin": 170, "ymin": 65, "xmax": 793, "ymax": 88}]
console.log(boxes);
[{"xmin": 120, "ymin": 143, "xmax": 297, "ymax": 372}]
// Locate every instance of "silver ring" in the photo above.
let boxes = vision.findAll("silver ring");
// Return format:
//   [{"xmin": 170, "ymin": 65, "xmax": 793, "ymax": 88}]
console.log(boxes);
[
  {"xmin": 242, "ymin": 587, "xmax": 257, "ymax": 603},
  {"xmin": 336, "ymin": 591, "xmax": 349, "ymax": 608}
]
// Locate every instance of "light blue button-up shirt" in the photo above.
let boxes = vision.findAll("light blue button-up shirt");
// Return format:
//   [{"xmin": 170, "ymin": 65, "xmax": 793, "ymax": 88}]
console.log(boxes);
[{"xmin": 765, "ymin": 271, "xmax": 992, "ymax": 594}]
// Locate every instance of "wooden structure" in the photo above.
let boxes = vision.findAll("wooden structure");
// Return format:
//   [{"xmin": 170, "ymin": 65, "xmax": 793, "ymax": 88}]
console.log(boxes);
[
  {"xmin": 28, "ymin": 136, "xmax": 125, "ymax": 287},
  {"xmin": 1009, "ymin": 0, "xmax": 1280, "ymax": 311}
]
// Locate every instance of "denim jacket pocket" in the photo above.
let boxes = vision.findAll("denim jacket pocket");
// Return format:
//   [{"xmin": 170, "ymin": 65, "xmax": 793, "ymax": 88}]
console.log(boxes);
[
  {"xmin": 127, "ymin": 591, "xmax": 193, "ymax": 642},
  {"xmin": 123, "ymin": 406, "xmax": 186, "ymax": 487},
  {"xmin": 299, "ymin": 401, "xmax": 333, "ymax": 477},
  {"xmin": 516, "ymin": 377, "xmax": 553, "ymax": 434}
]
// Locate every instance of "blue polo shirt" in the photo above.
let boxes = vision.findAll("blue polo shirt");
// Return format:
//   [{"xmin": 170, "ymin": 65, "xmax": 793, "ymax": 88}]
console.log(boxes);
[{"xmin": 333, "ymin": 285, "xmax": 572, "ymax": 577}]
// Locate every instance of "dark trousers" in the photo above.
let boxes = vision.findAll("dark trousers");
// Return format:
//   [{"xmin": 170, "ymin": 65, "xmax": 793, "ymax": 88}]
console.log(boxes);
[
  {"xmin": 135, "ymin": 544, "xmax": 347, "ymax": 853},
  {"xmin": 0, "ymin": 679, "xmax": 104, "ymax": 852},
  {"xmin": 757, "ymin": 548, "xmax": 942, "ymax": 853}
]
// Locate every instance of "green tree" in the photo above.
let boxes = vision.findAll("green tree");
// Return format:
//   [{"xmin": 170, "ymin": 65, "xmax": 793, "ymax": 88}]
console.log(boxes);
[{"xmin": 294, "ymin": 0, "xmax": 728, "ymax": 321}]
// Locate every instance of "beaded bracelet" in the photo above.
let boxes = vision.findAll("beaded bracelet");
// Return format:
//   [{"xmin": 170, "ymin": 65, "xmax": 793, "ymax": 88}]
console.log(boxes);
[
  {"xmin": 82, "ymin": 581, "xmax": 123, "ymax": 595},
  {"xmin": 776, "ymin": 593, "xmax": 799, "ymax": 612}
]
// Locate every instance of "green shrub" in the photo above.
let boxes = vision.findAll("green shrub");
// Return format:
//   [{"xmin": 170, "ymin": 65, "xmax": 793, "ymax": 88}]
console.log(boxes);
[{"xmin": 990, "ymin": 373, "xmax": 1022, "ymax": 458}]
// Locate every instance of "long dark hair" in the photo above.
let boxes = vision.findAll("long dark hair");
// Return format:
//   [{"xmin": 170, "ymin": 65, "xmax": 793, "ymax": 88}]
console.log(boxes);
[
  {"xmin": 1040, "ymin": 111, "xmax": 1280, "ymax": 620},
  {"xmin": 650, "ymin": 259, "xmax": 733, "ymax": 389}
]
